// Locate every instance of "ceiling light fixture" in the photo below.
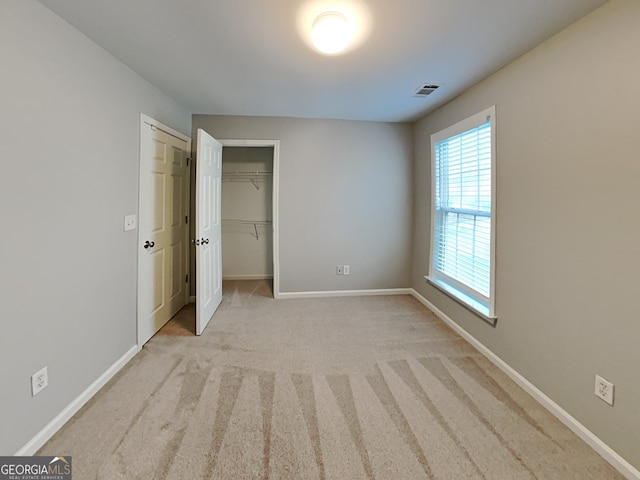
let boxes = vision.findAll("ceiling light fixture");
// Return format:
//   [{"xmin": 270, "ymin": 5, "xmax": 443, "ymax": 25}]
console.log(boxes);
[
  {"xmin": 311, "ymin": 11, "xmax": 353, "ymax": 55},
  {"xmin": 297, "ymin": 1, "xmax": 372, "ymax": 56}
]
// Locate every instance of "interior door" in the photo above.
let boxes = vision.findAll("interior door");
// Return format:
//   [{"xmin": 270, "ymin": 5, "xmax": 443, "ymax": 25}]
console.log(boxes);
[
  {"xmin": 195, "ymin": 128, "xmax": 223, "ymax": 335},
  {"xmin": 138, "ymin": 121, "xmax": 190, "ymax": 346}
]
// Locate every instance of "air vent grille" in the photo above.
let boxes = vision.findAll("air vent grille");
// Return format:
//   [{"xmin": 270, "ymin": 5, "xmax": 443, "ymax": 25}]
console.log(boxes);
[{"xmin": 414, "ymin": 83, "xmax": 441, "ymax": 97}]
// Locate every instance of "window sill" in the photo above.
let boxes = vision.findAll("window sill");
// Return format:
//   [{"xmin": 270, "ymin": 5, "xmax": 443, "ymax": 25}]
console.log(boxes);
[{"xmin": 425, "ymin": 276, "xmax": 498, "ymax": 327}]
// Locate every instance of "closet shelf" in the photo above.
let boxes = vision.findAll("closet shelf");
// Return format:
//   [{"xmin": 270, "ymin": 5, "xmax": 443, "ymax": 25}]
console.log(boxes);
[
  {"xmin": 222, "ymin": 219, "xmax": 271, "ymax": 225},
  {"xmin": 222, "ymin": 219, "xmax": 272, "ymax": 240},
  {"xmin": 222, "ymin": 171, "xmax": 272, "ymax": 190}
]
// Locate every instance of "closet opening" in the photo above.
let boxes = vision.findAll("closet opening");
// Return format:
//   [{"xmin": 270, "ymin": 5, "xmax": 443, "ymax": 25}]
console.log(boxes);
[{"xmin": 221, "ymin": 145, "xmax": 275, "ymax": 298}]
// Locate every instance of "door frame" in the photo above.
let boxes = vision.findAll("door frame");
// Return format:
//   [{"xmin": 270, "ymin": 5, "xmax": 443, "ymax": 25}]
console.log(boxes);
[
  {"xmin": 137, "ymin": 114, "xmax": 191, "ymax": 349},
  {"xmin": 219, "ymin": 139, "xmax": 280, "ymax": 299}
]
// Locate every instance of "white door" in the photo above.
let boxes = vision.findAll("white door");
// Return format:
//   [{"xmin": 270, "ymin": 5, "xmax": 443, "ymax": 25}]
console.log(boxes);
[
  {"xmin": 195, "ymin": 129, "xmax": 222, "ymax": 335},
  {"xmin": 138, "ymin": 119, "xmax": 190, "ymax": 346}
]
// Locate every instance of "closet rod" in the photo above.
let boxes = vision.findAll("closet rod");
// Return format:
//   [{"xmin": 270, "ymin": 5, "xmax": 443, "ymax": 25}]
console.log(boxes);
[
  {"xmin": 221, "ymin": 171, "xmax": 272, "ymax": 176},
  {"xmin": 143, "ymin": 121, "xmax": 186, "ymax": 142}
]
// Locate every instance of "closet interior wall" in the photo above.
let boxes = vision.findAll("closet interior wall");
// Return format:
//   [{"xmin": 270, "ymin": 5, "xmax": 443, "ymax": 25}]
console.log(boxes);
[{"xmin": 221, "ymin": 146, "xmax": 274, "ymax": 280}]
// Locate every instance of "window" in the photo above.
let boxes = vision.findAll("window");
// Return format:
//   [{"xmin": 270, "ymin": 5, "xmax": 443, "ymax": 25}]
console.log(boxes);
[{"xmin": 427, "ymin": 106, "xmax": 496, "ymax": 323}]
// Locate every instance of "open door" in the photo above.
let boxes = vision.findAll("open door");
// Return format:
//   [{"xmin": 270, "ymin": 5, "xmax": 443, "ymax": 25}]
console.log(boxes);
[{"xmin": 195, "ymin": 129, "xmax": 223, "ymax": 335}]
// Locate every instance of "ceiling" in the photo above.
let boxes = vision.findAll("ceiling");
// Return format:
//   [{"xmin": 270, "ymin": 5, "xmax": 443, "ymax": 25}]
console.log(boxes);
[{"xmin": 38, "ymin": 0, "xmax": 608, "ymax": 123}]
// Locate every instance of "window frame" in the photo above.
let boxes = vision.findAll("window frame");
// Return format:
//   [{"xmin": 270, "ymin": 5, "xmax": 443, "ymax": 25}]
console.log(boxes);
[{"xmin": 426, "ymin": 106, "xmax": 497, "ymax": 324}]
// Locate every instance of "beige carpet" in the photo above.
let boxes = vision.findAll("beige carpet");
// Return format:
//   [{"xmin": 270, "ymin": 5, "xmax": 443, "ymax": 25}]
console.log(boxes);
[{"xmin": 38, "ymin": 280, "xmax": 623, "ymax": 479}]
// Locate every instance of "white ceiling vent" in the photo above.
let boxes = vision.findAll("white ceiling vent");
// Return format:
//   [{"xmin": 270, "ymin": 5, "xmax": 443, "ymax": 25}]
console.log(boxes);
[{"xmin": 413, "ymin": 83, "xmax": 441, "ymax": 97}]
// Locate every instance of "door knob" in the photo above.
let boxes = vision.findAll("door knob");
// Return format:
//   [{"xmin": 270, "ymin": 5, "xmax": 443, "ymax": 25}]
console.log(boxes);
[
  {"xmin": 144, "ymin": 240, "xmax": 155, "ymax": 249},
  {"xmin": 202, "ymin": 238, "xmax": 209, "ymax": 245}
]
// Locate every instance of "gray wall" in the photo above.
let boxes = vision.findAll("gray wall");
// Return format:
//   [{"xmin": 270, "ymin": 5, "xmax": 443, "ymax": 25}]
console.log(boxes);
[
  {"xmin": 412, "ymin": 0, "xmax": 640, "ymax": 469},
  {"xmin": 193, "ymin": 116, "xmax": 413, "ymax": 293},
  {"xmin": 0, "ymin": 0, "xmax": 191, "ymax": 455}
]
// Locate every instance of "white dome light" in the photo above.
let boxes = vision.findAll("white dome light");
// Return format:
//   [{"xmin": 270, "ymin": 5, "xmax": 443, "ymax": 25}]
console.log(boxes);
[{"xmin": 311, "ymin": 12, "xmax": 352, "ymax": 55}]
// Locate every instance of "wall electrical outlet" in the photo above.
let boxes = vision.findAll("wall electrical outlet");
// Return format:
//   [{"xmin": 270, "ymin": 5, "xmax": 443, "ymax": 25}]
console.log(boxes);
[
  {"xmin": 343, "ymin": 265, "xmax": 350, "ymax": 275},
  {"xmin": 32, "ymin": 367, "xmax": 48, "ymax": 396},
  {"xmin": 336, "ymin": 265, "xmax": 344, "ymax": 275},
  {"xmin": 594, "ymin": 374, "xmax": 614, "ymax": 406}
]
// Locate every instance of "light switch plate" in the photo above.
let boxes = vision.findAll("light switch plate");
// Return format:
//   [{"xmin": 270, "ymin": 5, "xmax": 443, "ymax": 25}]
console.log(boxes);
[{"xmin": 124, "ymin": 214, "xmax": 137, "ymax": 231}]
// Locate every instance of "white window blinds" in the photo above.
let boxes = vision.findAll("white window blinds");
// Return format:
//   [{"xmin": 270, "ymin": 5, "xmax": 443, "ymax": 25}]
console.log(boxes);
[{"xmin": 428, "ymin": 107, "xmax": 496, "ymax": 320}]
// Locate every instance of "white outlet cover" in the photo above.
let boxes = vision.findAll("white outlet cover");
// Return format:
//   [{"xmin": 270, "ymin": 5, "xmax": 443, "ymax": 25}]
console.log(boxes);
[
  {"xmin": 595, "ymin": 374, "xmax": 614, "ymax": 406},
  {"xmin": 32, "ymin": 366, "xmax": 48, "ymax": 396},
  {"xmin": 124, "ymin": 214, "xmax": 137, "ymax": 231},
  {"xmin": 343, "ymin": 265, "xmax": 350, "ymax": 275}
]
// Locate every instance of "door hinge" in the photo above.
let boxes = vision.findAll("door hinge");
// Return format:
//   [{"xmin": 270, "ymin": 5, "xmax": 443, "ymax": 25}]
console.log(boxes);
[
  {"xmin": 186, "ymin": 157, "xmax": 191, "ymax": 166},
  {"xmin": 185, "ymin": 215, "xmax": 188, "ymax": 224},
  {"xmin": 185, "ymin": 274, "xmax": 188, "ymax": 283}
]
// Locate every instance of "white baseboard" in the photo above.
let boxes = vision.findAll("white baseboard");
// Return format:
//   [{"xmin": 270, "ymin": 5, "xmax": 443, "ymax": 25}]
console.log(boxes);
[
  {"xmin": 15, "ymin": 345, "xmax": 139, "ymax": 456},
  {"xmin": 409, "ymin": 289, "xmax": 640, "ymax": 480},
  {"xmin": 222, "ymin": 274, "xmax": 274, "ymax": 280},
  {"xmin": 278, "ymin": 288, "xmax": 412, "ymax": 300}
]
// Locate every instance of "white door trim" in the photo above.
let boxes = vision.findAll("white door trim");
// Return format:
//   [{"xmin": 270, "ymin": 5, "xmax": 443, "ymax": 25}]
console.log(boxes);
[
  {"xmin": 137, "ymin": 114, "xmax": 191, "ymax": 348},
  {"xmin": 218, "ymin": 139, "xmax": 280, "ymax": 299}
]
